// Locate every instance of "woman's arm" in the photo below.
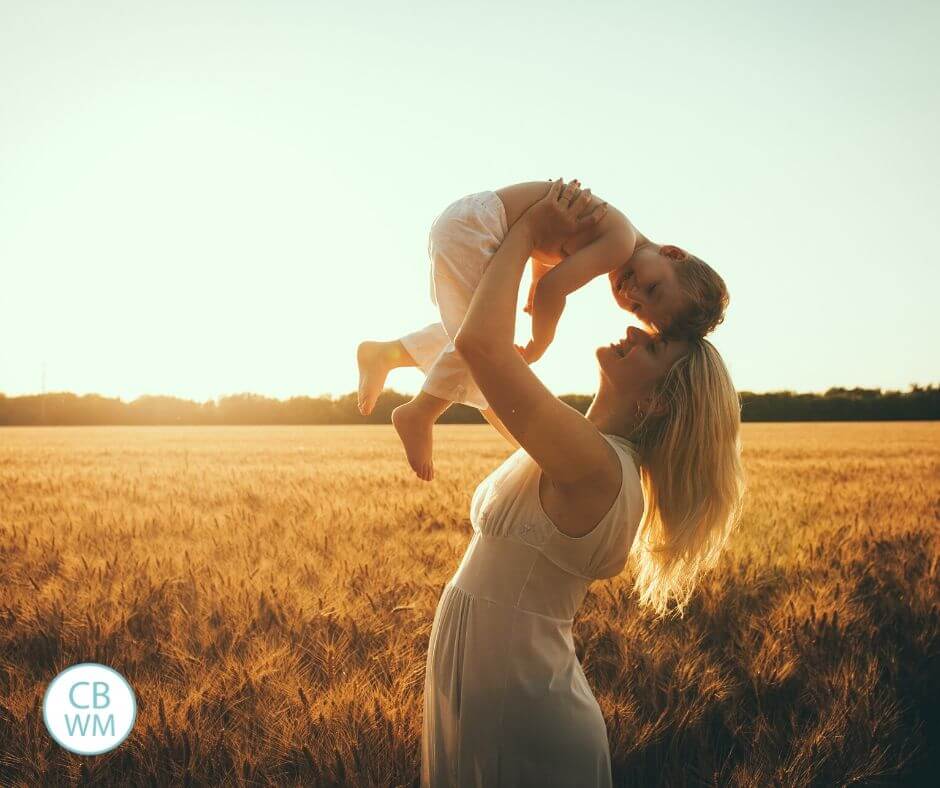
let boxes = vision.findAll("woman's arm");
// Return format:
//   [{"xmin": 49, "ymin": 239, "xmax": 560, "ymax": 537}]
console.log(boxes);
[
  {"xmin": 481, "ymin": 407, "xmax": 521, "ymax": 449},
  {"xmin": 454, "ymin": 181, "xmax": 618, "ymax": 487}
]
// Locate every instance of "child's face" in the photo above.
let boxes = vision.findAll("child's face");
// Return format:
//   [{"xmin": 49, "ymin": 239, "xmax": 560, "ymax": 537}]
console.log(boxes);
[{"xmin": 608, "ymin": 245, "xmax": 686, "ymax": 332}]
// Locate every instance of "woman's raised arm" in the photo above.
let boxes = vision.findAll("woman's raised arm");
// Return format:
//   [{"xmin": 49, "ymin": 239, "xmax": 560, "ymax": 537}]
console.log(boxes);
[{"xmin": 454, "ymin": 180, "xmax": 616, "ymax": 487}]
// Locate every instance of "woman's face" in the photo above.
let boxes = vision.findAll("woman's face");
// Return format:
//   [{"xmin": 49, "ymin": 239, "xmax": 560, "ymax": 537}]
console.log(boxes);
[{"xmin": 596, "ymin": 326, "xmax": 689, "ymax": 394}]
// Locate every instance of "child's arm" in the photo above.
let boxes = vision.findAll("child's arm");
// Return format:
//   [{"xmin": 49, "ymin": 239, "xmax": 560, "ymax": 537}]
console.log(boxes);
[
  {"xmin": 524, "ymin": 227, "xmax": 637, "ymax": 361},
  {"xmin": 523, "ymin": 257, "xmax": 556, "ymax": 314}
]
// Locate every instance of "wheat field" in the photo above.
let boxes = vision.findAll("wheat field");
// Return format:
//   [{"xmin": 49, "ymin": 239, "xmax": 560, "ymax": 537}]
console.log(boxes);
[{"xmin": 0, "ymin": 423, "xmax": 937, "ymax": 787}]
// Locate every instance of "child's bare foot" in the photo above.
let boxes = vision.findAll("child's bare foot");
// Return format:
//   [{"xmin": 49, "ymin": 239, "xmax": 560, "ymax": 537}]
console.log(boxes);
[
  {"xmin": 357, "ymin": 341, "xmax": 392, "ymax": 416},
  {"xmin": 392, "ymin": 401, "xmax": 434, "ymax": 481}
]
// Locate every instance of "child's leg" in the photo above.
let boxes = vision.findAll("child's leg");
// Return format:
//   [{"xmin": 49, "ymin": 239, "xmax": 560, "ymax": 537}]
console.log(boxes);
[
  {"xmin": 421, "ymin": 199, "xmax": 497, "ymax": 415},
  {"xmin": 391, "ymin": 390, "xmax": 451, "ymax": 482},
  {"xmin": 422, "ymin": 279, "xmax": 488, "ymax": 414},
  {"xmin": 386, "ymin": 194, "xmax": 506, "ymax": 478},
  {"xmin": 357, "ymin": 323, "xmax": 452, "ymax": 416},
  {"xmin": 358, "ymin": 324, "xmax": 456, "ymax": 481},
  {"xmin": 357, "ymin": 340, "xmax": 417, "ymax": 416}
]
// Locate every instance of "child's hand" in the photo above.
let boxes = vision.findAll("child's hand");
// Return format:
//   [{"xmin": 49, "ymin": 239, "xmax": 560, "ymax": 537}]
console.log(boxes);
[{"xmin": 514, "ymin": 338, "xmax": 549, "ymax": 364}]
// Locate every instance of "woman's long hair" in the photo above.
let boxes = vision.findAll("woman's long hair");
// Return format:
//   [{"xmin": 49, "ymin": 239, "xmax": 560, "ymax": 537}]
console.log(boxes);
[{"xmin": 628, "ymin": 338, "xmax": 746, "ymax": 619}]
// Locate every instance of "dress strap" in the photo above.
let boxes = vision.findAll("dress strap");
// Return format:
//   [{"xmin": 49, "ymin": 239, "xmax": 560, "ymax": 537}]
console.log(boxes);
[{"xmin": 602, "ymin": 433, "xmax": 640, "ymax": 464}]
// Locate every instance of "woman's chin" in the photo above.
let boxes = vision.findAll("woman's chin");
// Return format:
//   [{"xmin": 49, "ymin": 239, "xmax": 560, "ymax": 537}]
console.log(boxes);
[{"xmin": 596, "ymin": 344, "xmax": 617, "ymax": 366}]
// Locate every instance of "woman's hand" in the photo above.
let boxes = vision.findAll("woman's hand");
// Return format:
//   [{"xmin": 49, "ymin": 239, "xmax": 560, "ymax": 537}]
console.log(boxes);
[{"xmin": 523, "ymin": 179, "xmax": 608, "ymax": 250}]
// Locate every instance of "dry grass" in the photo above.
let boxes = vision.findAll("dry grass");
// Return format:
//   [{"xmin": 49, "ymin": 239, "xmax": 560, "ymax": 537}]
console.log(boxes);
[{"xmin": 0, "ymin": 423, "xmax": 938, "ymax": 787}]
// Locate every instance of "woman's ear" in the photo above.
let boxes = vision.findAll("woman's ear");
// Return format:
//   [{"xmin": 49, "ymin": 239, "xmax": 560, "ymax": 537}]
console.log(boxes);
[{"xmin": 641, "ymin": 395, "xmax": 668, "ymax": 420}]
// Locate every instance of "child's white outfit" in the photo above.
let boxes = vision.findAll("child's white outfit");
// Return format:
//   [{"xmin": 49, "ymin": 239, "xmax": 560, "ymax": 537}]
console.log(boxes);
[{"xmin": 400, "ymin": 191, "xmax": 509, "ymax": 411}]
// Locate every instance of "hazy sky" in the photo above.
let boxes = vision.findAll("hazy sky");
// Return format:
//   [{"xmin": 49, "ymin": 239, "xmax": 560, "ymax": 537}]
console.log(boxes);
[{"xmin": 2, "ymin": 0, "xmax": 938, "ymax": 402}]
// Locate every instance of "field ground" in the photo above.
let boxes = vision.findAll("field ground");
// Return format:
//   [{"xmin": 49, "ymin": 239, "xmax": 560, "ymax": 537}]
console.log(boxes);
[{"xmin": 1, "ymin": 423, "xmax": 938, "ymax": 786}]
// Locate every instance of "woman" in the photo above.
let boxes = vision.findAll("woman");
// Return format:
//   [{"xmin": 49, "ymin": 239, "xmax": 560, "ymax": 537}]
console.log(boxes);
[{"xmin": 420, "ymin": 180, "xmax": 745, "ymax": 786}]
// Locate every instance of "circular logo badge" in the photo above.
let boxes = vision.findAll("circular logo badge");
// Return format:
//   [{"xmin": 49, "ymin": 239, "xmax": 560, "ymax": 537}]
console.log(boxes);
[{"xmin": 42, "ymin": 663, "xmax": 137, "ymax": 755}]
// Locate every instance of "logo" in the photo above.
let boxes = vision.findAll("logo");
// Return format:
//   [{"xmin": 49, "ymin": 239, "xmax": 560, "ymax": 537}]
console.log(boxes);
[{"xmin": 42, "ymin": 663, "xmax": 137, "ymax": 755}]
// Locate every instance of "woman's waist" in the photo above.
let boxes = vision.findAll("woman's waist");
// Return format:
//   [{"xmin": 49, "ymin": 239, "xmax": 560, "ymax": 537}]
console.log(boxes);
[{"xmin": 449, "ymin": 532, "xmax": 590, "ymax": 622}]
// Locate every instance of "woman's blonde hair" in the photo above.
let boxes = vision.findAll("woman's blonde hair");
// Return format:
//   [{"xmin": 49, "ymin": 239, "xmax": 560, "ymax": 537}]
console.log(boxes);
[{"xmin": 627, "ymin": 337, "xmax": 746, "ymax": 619}]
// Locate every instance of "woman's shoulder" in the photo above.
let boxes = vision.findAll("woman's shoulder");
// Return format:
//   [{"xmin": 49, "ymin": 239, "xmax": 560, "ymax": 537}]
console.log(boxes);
[
  {"xmin": 580, "ymin": 434, "xmax": 643, "ymax": 524},
  {"xmin": 600, "ymin": 433, "xmax": 641, "ymax": 471},
  {"xmin": 527, "ymin": 434, "xmax": 643, "ymax": 579},
  {"xmin": 536, "ymin": 434, "xmax": 639, "ymax": 540}
]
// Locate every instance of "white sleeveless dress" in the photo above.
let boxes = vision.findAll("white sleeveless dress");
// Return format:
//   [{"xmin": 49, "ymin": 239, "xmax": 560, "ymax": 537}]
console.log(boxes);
[{"xmin": 420, "ymin": 433, "xmax": 644, "ymax": 787}]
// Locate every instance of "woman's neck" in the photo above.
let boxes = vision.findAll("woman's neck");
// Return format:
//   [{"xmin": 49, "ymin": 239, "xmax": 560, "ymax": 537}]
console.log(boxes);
[{"xmin": 585, "ymin": 384, "xmax": 640, "ymax": 440}]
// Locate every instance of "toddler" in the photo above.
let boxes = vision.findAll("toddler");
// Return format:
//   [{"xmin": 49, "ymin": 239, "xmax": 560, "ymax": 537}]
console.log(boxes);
[{"xmin": 357, "ymin": 179, "xmax": 729, "ymax": 480}]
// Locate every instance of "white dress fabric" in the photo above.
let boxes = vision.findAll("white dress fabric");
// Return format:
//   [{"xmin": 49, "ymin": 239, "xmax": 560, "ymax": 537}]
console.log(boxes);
[
  {"xmin": 400, "ymin": 190, "xmax": 509, "ymax": 411},
  {"xmin": 421, "ymin": 433, "xmax": 644, "ymax": 787}
]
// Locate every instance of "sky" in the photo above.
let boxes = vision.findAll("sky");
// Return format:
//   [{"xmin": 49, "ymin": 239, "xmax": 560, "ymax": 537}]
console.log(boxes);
[{"xmin": 2, "ymin": 0, "xmax": 938, "ymax": 402}]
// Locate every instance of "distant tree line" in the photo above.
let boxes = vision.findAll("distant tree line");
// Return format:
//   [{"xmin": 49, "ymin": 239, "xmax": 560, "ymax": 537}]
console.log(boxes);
[{"xmin": 0, "ymin": 385, "xmax": 937, "ymax": 425}]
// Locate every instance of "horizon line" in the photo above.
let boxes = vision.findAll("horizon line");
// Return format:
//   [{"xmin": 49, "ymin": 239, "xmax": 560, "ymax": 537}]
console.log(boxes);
[{"xmin": 2, "ymin": 383, "xmax": 938, "ymax": 404}]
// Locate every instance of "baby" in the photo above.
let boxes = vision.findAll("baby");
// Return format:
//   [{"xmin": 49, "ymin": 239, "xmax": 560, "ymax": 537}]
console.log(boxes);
[{"xmin": 357, "ymin": 179, "xmax": 729, "ymax": 481}]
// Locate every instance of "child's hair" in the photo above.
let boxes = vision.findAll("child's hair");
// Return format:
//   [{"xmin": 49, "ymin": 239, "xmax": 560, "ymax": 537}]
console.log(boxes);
[
  {"xmin": 664, "ymin": 254, "xmax": 729, "ymax": 340},
  {"xmin": 627, "ymin": 337, "xmax": 746, "ymax": 619}
]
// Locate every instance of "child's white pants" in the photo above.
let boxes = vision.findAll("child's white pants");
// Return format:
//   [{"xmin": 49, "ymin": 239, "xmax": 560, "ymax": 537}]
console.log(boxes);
[{"xmin": 400, "ymin": 191, "xmax": 509, "ymax": 411}]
